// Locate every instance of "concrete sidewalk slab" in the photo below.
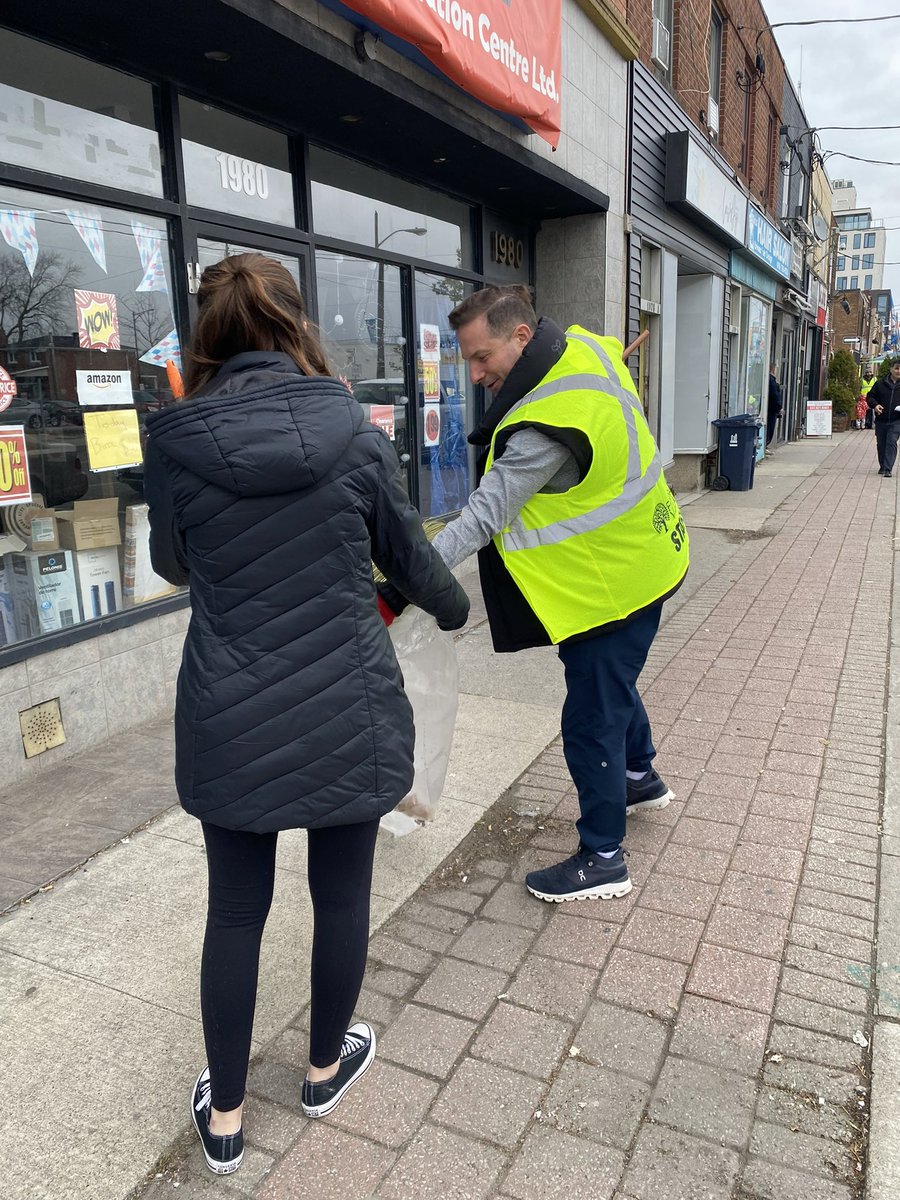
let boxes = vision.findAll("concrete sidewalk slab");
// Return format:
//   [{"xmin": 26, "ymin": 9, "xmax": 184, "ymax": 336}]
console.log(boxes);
[{"xmin": 4, "ymin": 431, "xmax": 897, "ymax": 1200}]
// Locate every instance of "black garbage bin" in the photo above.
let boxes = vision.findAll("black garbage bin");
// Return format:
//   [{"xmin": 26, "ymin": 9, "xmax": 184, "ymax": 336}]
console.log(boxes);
[{"xmin": 711, "ymin": 415, "xmax": 761, "ymax": 491}]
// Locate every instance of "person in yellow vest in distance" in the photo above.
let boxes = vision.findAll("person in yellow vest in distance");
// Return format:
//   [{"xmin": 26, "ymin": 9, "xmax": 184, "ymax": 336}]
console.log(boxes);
[
  {"xmin": 860, "ymin": 369, "xmax": 877, "ymax": 430},
  {"xmin": 380, "ymin": 285, "xmax": 689, "ymax": 902}
]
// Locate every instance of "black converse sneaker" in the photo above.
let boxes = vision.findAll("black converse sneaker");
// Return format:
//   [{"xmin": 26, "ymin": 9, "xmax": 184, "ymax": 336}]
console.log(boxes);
[
  {"xmin": 301, "ymin": 1022, "xmax": 376, "ymax": 1118},
  {"xmin": 626, "ymin": 769, "xmax": 674, "ymax": 814},
  {"xmin": 191, "ymin": 1068, "xmax": 243, "ymax": 1175},
  {"xmin": 525, "ymin": 845, "xmax": 632, "ymax": 902}
]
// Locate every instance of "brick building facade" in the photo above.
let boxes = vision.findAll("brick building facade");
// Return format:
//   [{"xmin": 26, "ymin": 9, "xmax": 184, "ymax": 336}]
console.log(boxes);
[{"xmin": 623, "ymin": 0, "xmax": 822, "ymax": 488}]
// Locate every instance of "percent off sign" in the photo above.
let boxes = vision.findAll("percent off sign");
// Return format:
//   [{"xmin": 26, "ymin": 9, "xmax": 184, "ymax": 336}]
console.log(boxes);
[{"xmin": 0, "ymin": 426, "xmax": 32, "ymax": 506}]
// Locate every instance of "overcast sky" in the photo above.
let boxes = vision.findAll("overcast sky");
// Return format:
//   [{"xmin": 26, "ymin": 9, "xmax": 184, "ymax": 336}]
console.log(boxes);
[
  {"xmin": 768, "ymin": 5, "xmax": 900, "ymax": 304},
  {"xmin": 767, "ymin": 2, "xmax": 900, "ymax": 304}
]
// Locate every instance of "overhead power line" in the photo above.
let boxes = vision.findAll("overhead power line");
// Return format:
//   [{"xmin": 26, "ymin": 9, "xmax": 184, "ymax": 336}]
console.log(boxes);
[
  {"xmin": 822, "ymin": 152, "xmax": 900, "ymax": 168},
  {"xmin": 812, "ymin": 125, "xmax": 900, "ymax": 133},
  {"xmin": 756, "ymin": 13, "xmax": 900, "ymax": 50}
]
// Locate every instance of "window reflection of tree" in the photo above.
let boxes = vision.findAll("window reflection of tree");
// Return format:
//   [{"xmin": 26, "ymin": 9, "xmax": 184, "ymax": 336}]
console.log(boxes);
[{"xmin": 0, "ymin": 251, "xmax": 79, "ymax": 346}]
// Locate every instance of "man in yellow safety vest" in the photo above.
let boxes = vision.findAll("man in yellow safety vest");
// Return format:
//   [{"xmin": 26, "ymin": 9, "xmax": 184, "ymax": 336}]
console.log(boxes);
[{"xmin": 384, "ymin": 285, "xmax": 689, "ymax": 902}]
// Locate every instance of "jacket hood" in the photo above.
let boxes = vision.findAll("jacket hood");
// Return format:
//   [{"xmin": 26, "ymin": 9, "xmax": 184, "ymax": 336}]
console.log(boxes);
[{"xmin": 146, "ymin": 352, "xmax": 362, "ymax": 497}]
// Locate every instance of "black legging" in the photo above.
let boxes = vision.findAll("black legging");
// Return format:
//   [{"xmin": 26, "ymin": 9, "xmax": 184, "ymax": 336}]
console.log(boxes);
[{"xmin": 200, "ymin": 818, "xmax": 380, "ymax": 1111}]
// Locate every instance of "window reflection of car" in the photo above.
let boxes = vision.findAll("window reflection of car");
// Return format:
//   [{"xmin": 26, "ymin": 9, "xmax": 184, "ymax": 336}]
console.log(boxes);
[
  {"xmin": 353, "ymin": 379, "xmax": 410, "ymax": 462},
  {"xmin": 3, "ymin": 396, "xmax": 68, "ymax": 430},
  {"xmin": 132, "ymin": 389, "xmax": 165, "ymax": 415},
  {"xmin": 49, "ymin": 399, "xmax": 84, "ymax": 427}
]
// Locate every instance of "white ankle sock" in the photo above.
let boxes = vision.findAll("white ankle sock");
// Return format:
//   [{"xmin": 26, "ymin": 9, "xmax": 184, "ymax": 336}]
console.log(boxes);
[
  {"xmin": 626, "ymin": 769, "xmax": 648, "ymax": 781},
  {"xmin": 596, "ymin": 849, "xmax": 619, "ymax": 859}
]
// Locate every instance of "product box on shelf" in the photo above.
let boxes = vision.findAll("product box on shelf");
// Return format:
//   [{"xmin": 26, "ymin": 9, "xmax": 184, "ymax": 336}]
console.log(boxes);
[
  {"xmin": 73, "ymin": 545, "xmax": 122, "ymax": 618},
  {"xmin": 0, "ymin": 554, "xmax": 17, "ymax": 645},
  {"xmin": 10, "ymin": 550, "xmax": 83, "ymax": 637},
  {"xmin": 56, "ymin": 498, "xmax": 121, "ymax": 551},
  {"xmin": 122, "ymin": 503, "xmax": 177, "ymax": 605},
  {"xmin": 26, "ymin": 508, "xmax": 60, "ymax": 552}
]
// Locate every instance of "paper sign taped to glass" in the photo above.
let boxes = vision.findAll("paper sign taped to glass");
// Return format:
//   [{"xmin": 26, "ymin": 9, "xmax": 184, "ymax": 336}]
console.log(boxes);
[{"xmin": 83, "ymin": 408, "xmax": 143, "ymax": 472}]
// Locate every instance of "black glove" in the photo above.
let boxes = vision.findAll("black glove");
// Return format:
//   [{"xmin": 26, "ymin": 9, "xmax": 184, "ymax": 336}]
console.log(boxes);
[{"xmin": 376, "ymin": 580, "xmax": 409, "ymax": 623}]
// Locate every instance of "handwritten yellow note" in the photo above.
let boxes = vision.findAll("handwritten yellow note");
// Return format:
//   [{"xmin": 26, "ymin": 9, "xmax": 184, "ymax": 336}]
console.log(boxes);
[{"xmin": 83, "ymin": 409, "xmax": 143, "ymax": 472}]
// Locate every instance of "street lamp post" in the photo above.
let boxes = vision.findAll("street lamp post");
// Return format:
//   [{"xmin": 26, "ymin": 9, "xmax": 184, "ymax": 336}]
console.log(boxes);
[{"xmin": 373, "ymin": 215, "xmax": 427, "ymax": 378}]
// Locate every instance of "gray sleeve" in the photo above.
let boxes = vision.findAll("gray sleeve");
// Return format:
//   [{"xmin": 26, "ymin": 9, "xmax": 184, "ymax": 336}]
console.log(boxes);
[{"xmin": 432, "ymin": 428, "xmax": 572, "ymax": 570}]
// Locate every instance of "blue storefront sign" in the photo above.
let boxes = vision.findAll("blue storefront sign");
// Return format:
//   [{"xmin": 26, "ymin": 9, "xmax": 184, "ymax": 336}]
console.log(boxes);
[{"xmin": 744, "ymin": 207, "xmax": 792, "ymax": 280}]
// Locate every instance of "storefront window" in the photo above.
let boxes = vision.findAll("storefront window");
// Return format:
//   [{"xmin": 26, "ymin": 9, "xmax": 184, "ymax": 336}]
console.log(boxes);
[
  {"xmin": 0, "ymin": 185, "xmax": 182, "ymax": 647},
  {"xmin": 415, "ymin": 271, "xmax": 475, "ymax": 517},
  {"xmin": 0, "ymin": 27, "xmax": 162, "ymax": 198},
  {"xmin": 309, "ymin": 147, "xmax": 473, "ymax": 270},
  {"xmin": 180, "ymin": 99, "xmax": 295, "ymax": 226},
  {"xmin": 727, "ymin": 289, "xmax": 771, "ymax": 464}
]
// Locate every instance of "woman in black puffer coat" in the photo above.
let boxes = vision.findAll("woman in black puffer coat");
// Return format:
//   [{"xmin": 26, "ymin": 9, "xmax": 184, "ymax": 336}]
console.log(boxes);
[{"xmin": 144, "ymin": 253, "xmax": 468, "ymax": 1174}]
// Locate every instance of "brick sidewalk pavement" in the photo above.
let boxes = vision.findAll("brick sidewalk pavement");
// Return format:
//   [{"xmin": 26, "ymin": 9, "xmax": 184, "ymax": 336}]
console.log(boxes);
[{"xmin": 139, "ymin": 433, "xmax": 889, "ymax": 1200}]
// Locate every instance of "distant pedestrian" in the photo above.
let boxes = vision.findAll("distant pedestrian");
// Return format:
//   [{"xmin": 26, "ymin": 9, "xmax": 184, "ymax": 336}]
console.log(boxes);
[
  {"xmin": 144, "ymin": 253, "xmax": 468, "ymax": 1175},
  {"xmin": 855, "ymin": 395, "xmax": 869, "ymax": 430},
  {"xmin": 861, "ymin": 368, "xmax": 877, "ymax": 429},
  {"xmin": 868, "ymin": 358, "xmax": 900, "ymax": 477},
  {"xmin": 380, "ymin": 285, "xmax": 687, "ymax": 904},
  {"xmin": 766, "ymin": 366, "xmax": 783, "ymax": 446}
]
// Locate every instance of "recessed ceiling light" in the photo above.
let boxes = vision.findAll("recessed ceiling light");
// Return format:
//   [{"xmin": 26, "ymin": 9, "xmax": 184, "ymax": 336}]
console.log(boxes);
[
  {"xmin": 340, "ymin": 114, "xmax": 361, "ymax": 123},
  {"xmin": 433, "ymin": 156, "xmax": 447, "ymax": 163},
  {"xmin": 204, "ymin": 50, "xmax": 231, "ymax": 62}
]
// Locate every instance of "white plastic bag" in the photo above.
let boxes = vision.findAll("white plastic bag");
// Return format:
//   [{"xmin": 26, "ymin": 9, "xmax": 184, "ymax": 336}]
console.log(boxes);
[{"xmin": 380, "ymin": 607, "xmax": 459, "ymax": 836}]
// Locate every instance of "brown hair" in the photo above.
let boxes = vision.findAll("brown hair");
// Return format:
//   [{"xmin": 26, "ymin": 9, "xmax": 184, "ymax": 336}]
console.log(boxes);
[
  {"xmin": 184, "ymin": 252, "xmax": 331, "ymax": 396},
  {"xmin": 449, "ymin": 285, "xmax": 537, "ymax": 338}
]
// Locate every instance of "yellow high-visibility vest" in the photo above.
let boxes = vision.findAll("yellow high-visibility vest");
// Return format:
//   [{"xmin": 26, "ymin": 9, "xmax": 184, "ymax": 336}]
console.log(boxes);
[
  {"xmin": 861, "ymin": 376, "xmax": 877, "ymax": 397},
  {"xmin": 485, "ymin": 326, "xmax": 689, "ymax": 643}
]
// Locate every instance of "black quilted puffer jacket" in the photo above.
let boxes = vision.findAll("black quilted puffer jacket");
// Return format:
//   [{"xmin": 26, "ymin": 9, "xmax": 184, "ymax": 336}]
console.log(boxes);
[{"xmin": 144, "ymin": 351, "xmax": 468, "ymax": 833}]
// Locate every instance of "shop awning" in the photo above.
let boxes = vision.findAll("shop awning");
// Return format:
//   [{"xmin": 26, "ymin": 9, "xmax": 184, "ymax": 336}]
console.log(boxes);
[{"xmin": 9, "ymin": 0, "xmax": 608, "ymax": 223}]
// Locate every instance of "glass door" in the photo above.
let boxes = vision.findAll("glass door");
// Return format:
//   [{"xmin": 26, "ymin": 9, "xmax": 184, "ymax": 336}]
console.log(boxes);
[
  {"xmin": 414, "ymin": 271, "xmax": 475, "ymax": 518},
  {"xmin": 314, "ymin": 248, "xmax": 414, "ymax": 495},
  {"xmin": 192, "ymin": 229, "xmax": 310, "ymax": 298}
]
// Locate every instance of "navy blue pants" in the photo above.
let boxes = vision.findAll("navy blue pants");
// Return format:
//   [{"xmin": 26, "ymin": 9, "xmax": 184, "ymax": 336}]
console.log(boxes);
[{"xmin": 558, "ymin": 604, "xmax": 662, "ymax": 854}]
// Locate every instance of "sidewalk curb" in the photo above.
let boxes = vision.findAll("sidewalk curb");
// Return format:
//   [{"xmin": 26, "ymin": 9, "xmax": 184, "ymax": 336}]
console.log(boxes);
[{"xmin": 867, "ymin": 474, "xmax": 900, "ymax": 1199}]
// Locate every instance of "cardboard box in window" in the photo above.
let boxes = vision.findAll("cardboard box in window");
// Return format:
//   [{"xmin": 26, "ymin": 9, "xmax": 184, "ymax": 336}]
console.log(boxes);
[
  {"xmin": 73, "ymin": 546, "xmax": 123, "ymax": 619},
  {"xmin": 25, "ymin": 507, "xmax": 60, "ymax": 552},
  {"xmin": 123, "ymin": 503, "xmax": 177, "ymax": 605},
  {"xmin": 56, "ymin": 498, "xmax": 121, "ymax": 551},
  {"xmin": 10, "ymin": 550, "xmax": 83, "ymax": 637}
]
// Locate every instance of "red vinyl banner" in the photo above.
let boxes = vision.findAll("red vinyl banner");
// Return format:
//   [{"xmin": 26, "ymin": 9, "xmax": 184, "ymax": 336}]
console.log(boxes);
[{"xmin": 344, "ymin": 0, "xmax": 562, "ymax": 147}]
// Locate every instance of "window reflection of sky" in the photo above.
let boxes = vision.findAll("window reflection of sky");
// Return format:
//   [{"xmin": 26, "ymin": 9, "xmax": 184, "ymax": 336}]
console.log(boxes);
[{"xmin": 312, "ymin": 181, "xmax": 462, "ymax": 267}]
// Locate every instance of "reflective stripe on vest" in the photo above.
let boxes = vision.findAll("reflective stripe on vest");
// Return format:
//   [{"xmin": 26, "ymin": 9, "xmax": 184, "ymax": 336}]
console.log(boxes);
[
  {"xmin": 499, "ymin": 330, "xmax": 662, "ymax": 553},
  {"xmin": 503, "ymin": 455, "xmax": 663, "ymax": 551}
]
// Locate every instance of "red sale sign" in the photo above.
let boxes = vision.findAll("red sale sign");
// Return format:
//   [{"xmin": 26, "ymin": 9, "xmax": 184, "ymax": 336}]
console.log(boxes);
[
  {"xmin": 0, "ymin": 426, "xmax": 32, "ymax": 506},
  {"xmin": 344, "ymin": 0, "xmax": 562, "ymax": 146}
]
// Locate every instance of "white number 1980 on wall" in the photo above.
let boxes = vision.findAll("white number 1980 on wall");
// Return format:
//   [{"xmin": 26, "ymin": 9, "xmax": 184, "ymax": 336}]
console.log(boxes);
[{"xmin": 215, "ymin": 153, "xmax": 270, "ymax": 200}]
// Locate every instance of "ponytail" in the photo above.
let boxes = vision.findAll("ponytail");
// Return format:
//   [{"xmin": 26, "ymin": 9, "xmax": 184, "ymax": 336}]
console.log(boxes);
[{"xmin": 184, "ymin": 253, "xmax": 331, "ymax": 396}]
